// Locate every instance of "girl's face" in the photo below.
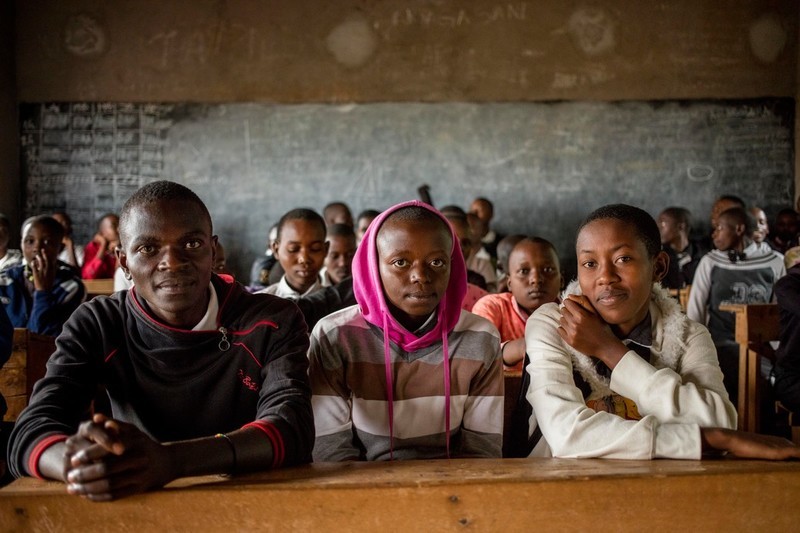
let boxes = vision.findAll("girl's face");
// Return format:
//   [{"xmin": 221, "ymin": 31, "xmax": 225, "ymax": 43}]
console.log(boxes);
[
  {"xmin": 274, "ymin": 219, "xmax": 328, "ymax": 293},
  {"xmin": 377, "ymin": 218, "xmax": 452, "ymax": 332},
  {"xmin": 576, "ymin": 219, "xmax": 666, "ymax": 336}
]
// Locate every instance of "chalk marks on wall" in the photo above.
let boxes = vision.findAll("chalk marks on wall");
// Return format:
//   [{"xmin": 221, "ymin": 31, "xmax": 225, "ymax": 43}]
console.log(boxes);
[
  {"xmin": 326, "ymin": 13, "xmax": 379, "ymax": 68},
  {"xmin": 748, "ymin": 12, "xmax": 788, "ymax": 64},
  {"xmin": 63, "ymin": 14, "xmax": 106, "ymax": 58},
  {"xmin": 567, "ymin": 7, "xmax": 616, "ymax": 57}
]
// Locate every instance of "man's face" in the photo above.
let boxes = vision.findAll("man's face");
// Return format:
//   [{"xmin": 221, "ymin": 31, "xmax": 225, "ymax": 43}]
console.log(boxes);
[
  {"xmin": 657, "ymin": 213, "xmax": 679, "ymax": 245},
  {"xmin": 377, "ymin": 217, "xmax": 451, "ymax": 331},
  {"xmin": 324, "ymin": 234, "xmax": 356, "ymax": 284},
  {"xmin": 749, "ymin": 208, "xmax": 769, "ymax": 244},
  {"xmin": 712, "ymin": 215, "xmax": 742, "ymax": 251},
  {"xmin": 118, "ymin": 199, "xmax": 216, "ymax": 329}
]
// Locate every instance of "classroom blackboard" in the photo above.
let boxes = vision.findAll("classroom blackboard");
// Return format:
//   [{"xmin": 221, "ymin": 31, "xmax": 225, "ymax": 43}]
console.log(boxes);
[{"xmin": 20, "ymin": 99, "xmax": 795, "ymax": 280}]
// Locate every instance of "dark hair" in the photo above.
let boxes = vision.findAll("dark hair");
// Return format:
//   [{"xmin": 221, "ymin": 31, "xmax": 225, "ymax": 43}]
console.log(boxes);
[
  {"xmin": 323, "ymin": 202, "xmax": 352, "ymax": 219},
  {"xmin": 381, "ymin": 206, "xmax": 451, "ymax": 242},
  {"xmin": 327, "ymin": 223, "xmax": 356, "ymax": 240},
  {"xmin": 472, "ymin": 197, "xmax": 494, "ymax": 217},
  {"xmin": 777, "ymin": 207, "xmax": 799, "ymax": 219},
  {"xmin": 0, "ymin": 213, "xmax": 10, "ymax": 230},
  {"xmin": 24, "ymin": 215, "xmax": 65, "ymax": 242},
  {"xmin": 277, "ymin": 208, "xmax": 326, "ymax": 240},
  {"xmin": 513, "ymin": 236, "xmax": 559, "ymax": 262},
  {"xmin": 579, "ymin": 204, "xmax": 661, "ymax": 258},
  {"xmin": 660, "ymin": 207, "xmax": 692, "ymax": 232},
  {"xmin": 439, "ymin": 205, "xmax": 468, "ymax": 218},
  {"xmin": 357, "ymin": 209, "xmax": 380, "ymax": 221},
  {"xmin": 496, "ymin": 234, "xmax": 526, "ymax": 273},
  {"xmin": 716, "ymin": 194, "xmax": 746, "ymax": 209},
  {"xmin": 97, "ymin": 212, "xmax": 119, "ymax": 227},
  {"xmin": 120, "ymin": 180, "xmax": 212, "ymax": 243},
  {"xmin": 719, "ymin": 207, "xmax": 754, "ymax": 235}
]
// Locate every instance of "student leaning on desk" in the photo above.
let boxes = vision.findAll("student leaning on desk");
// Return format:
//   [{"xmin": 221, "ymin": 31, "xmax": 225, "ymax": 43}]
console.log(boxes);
[{"xmin": 7, "ymin": 181, "xmax": 314, "ymax": 501}]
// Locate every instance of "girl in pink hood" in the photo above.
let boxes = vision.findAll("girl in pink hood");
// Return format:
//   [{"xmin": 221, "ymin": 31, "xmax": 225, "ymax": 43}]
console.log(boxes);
[{"xmin": 309, "ymin": 201, "xmax": 503, "ymax": 461}]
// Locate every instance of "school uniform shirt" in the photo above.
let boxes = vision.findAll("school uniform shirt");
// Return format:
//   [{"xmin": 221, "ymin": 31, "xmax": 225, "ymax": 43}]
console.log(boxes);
[
  {"xmin": 309, "ymin": 200, "xmax": 503, "ymax": 462},
  {"xmin": 57, "ymin": 245, "xmax": 84, "ymax": 269},
  {"xmin": 259, "ymin": 274, "xmax": 323, "ymax": 301},
  {"xmin": 472, "ymin": 291, "xmax": 530, "ymax": 371},
  {"xmin": 81, "ymin": 240, "xmax": 117, "ymax": 279},
  {"xmin": 0, "ymin": 249, "xmax": 22, "ymax": 272},
  {"xmin": 0, "ymin": 261, "xmax": 85, "ymax": 336},
  {"xmin": 525, "ymin": 281, "xmax": 736, "ymax": 459},
  {"xmin": 8, "ymin": 273, "xmax": 314, "ymax": 479},
  {"xmin": 687, "ymin": 241, "xmax": 786, "ymax": 347}
]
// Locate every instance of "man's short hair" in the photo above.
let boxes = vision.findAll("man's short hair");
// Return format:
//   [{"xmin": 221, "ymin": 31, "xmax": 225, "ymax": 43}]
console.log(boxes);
[
  {"xmin": 579, "ymin": 204, "xmax": 661, "ymax": 258},
  {"xmin": 120, "ymin": 181, "xmax": 212, "ymax": 244},
  {"xmin": 277, "ymin": 208, "xmax": 326, "ymax": 240},
  {"xmin": 660, "ymin": 207, "xmax": 692, "ymax": 233},
  {"xmin": 327, "ymin": 223, "xmax": 356, "ymax": 240},
  {"xmin": 720, "ymin": 207, "xmax": 754, "ymax": 235}
]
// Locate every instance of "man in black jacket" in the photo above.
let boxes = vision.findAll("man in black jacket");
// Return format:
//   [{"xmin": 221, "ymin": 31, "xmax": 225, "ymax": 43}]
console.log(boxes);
[{"xmin": 8, "ymin": 181, "xmax": 314, "ymax": 501}]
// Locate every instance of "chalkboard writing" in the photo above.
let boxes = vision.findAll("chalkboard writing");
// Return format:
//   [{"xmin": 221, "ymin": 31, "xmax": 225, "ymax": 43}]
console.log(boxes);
[{"xmin": 20, "ymin": 100, "xmax": 795, "ymax": 279}]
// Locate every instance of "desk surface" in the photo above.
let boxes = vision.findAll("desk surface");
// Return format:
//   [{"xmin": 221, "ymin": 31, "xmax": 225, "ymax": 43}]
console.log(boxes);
[{"xmin": 3, "ymin": 458, "xmax": 800, "ymax": 531}]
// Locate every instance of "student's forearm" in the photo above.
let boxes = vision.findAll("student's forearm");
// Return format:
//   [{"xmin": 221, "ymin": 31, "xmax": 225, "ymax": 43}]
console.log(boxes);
[
  {"xmin": 501, "ymin": 339, "xmax": 526, "ymax": 367},
  {"xmin": 168, "ymin": 427, "xmax": 275, "ymax": 479},
  {"xmin": 38, "ymin": 442, "xmax": 68, "ymax": 481}
]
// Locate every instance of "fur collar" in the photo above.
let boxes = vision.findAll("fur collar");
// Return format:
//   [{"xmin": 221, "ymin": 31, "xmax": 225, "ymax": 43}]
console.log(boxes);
[{"xmin": 560, "ymin": 280, "xmax": 688, "ymax": 398}]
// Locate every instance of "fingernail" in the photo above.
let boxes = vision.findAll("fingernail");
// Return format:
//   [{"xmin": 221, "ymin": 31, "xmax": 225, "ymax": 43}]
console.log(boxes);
[
  {"xmin": 67, "ymin": 483, "xmax": 80, "ymax": 493},
  {"xmin": 75, "ymin": 450, "xmax": 88, "ymax": 462}
]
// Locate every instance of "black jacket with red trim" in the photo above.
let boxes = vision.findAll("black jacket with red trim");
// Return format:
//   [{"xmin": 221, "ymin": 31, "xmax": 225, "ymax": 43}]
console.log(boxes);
[{"xmin": 8, "ymin": 274, "xmax": 313, "ymax": 477}]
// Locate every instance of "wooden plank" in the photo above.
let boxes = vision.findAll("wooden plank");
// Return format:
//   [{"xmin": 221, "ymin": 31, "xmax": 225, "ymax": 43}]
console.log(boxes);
[
  {"xmin": 82, "ymin": 278, "xmax": 115, "ymax": 297},
  {"xmin": 3, "ymin": 459, "xmax": 800, "ymax": 531},
  {"xmin": 0, "ymin": 329, "xmax": 56, "ymax": 422}
]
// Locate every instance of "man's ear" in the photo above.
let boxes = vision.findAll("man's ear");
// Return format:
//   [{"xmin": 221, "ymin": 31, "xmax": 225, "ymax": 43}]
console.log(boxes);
[
  {"xmin": 115, "ymin": 246, "xmax": 130, "ymax": 279},
  {"xmin": 652, "ymin": 250, "xmax": 670, "ymax": 282},
  {"xmin": 271, "ymin": 239, "xmax": 280, "ymax": 255},
  {"xmin": 211, "ymin": 235, "xmax": 219, "ymax": 264},
  {"xmin": 735, "ymin": 223, "xmax": 747, "ymax": 238}
]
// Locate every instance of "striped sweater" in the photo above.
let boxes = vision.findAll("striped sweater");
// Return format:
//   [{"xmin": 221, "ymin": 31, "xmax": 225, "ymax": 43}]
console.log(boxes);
[{"xmin": 309, "ymin": 305, "xmax": 503, "ymax": 461}]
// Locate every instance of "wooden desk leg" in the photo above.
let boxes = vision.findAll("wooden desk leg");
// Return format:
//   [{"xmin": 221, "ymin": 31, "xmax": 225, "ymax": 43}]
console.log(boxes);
[
  {"xmin": 748, "ymin": 348, "xmax": 761, "ymax": 434},
  {"xmin": 738, "ymin": 343, "xmax": 749, "ymax": 432}
]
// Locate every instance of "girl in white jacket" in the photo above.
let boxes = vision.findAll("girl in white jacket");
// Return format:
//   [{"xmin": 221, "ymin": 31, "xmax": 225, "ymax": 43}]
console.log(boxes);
[{"xmin": 525, "ymin": 204, "xmax": 799, "ymax": 460}]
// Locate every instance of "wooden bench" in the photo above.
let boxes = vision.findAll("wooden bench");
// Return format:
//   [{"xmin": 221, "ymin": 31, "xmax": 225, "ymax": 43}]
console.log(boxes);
[
  {"xmin": 82, "ymin": 278, "xmax": 115, "ymax": 298},
  {"xmin": 0, "ymin": 329, "xmax": 55, "ymax": 422},
  {"xmin": 3, "ymin": 459, "xmax": 800, "ymax": 530},
  {"xmin": 719, "ymin": 303, "xmax": 780, "ymax": 433},
  {"xmin": 668, "ymin": 284, "xmax": 691, "ymax": 313}
]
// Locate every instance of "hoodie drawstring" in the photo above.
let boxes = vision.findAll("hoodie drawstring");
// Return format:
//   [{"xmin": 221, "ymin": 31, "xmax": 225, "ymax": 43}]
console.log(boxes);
[{"xmin": 383, "ymin": 310, "xmax": 452, "ymax": 461}]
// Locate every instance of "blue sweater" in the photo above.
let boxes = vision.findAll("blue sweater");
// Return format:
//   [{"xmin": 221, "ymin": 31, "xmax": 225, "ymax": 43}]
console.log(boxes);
[{"xmin": 0, "ymin": 262, "xmax": 85, "ymax": 336}]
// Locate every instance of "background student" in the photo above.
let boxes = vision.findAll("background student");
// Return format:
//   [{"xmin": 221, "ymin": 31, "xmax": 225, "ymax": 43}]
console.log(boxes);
[
  {"xmin": 0, "ymin": 215, "xmax": 85, "ymax": 335},
  {"xmin": 7, "ymin": 181, "xmax": 314, "ymax": 501},
  {"xmin": 258, "ymin": 208, "xmax": 328, "ymax": 300},
  {"xmin": 687, "ymin": 207, "xmax": 786, "ymax": 401},
  {"xmin": 81, "ymin": 213, "xmax": 120, "ymax": 280},
  {"xmin": 473, "ymin": 237, "xmax": 562, "ymax": 371},
  {"xmin": 320, "ymin": 223, "xmax": 356, "ymax": 287},
  {"xmin": 526, "ymin": 204, "xmax": 799, "ymax": 460},
  {"xmin": 309, "ymin": 201, "xmax": 503, "ymax": 462}
]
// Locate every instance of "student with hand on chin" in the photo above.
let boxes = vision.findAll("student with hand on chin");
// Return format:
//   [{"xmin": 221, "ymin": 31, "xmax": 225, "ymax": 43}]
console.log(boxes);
[
  {"xmin": 7, "ymin": 181, "xmax": 313, "ymax": 501},
  {"xmin": 526, "ymin": 204, "xmax": 800, "ymax": 461}
]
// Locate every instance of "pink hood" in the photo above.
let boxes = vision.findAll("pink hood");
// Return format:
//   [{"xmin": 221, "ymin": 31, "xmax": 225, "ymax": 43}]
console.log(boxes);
[
  {"xmin": 351, "ymin": 200, "xmax": 467, "ymax": 458},
  {"xmin": 352, "ymin": 200, "xmax": 467, "ymax": 351}
]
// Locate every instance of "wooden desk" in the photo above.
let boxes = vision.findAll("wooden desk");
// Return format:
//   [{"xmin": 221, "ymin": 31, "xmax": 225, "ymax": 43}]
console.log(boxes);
[
  {"xmin": 720, "ymin": 303, "xmax": 780, "ymax": 433},
  {"xmin": 2, "ymin": 459, "xmax": 800, "ymax": 531},
  {"xmin": 82, "ymin": 278, "xmax": 115, "ymax": 298},
  {"xmin": 0, "ymin": 329, "xmax": 55, "ymax": 421}
]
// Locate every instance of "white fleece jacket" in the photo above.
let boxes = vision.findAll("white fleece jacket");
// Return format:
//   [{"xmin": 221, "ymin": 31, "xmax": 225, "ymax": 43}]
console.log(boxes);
[{"xmin": 525, "ymin": 281, "xmax": 736, "ymax": 459}]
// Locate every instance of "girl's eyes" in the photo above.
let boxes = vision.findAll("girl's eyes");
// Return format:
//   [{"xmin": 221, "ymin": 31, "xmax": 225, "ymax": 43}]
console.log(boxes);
[
  {"xmin": 137, "ymin": 245, "xmax": 155, "ymax": 254},
  {"xmin": 581, "ymin": 261, "xmax": 596, "ymax": 269},
  {"xmin": 430, "ymin": 259, "xmax": 446, "ymax": 268},
  {"xmin": 392, "ymin": 259, "xmax": 408, "ymax": 267}
]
